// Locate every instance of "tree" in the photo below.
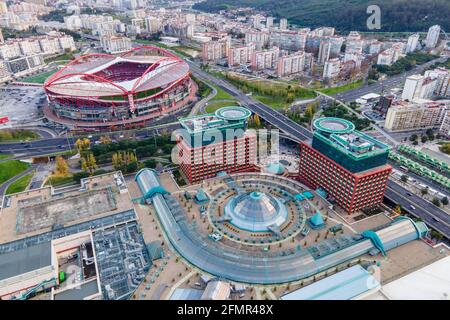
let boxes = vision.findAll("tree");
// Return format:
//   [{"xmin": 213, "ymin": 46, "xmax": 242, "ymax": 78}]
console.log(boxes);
[
  {"xmin": 81, "ymin": 153, "xmax": 97, "ymax": 175},
  {"xmin": 400, "ymin": 175, "xmax": 408, "ymax": 183},
  {"xmin": 442, "ymin": 197, "xmax": 449, "ymax": 206},
  {"xmin": 393, "ymin": 204, "xmax": 402, "ymax": 215},
  {"xmin": 432, "ymin": 197, "xmax": 441, "ymax": 207},
  {"xmin": 55, "ymin": 156, "xmax": 69, "ymax": 176},
  {"xmin": 99, "ymin": 135, "xmax": 111, "ymax": 144},
  {"xmin": 421, "ymin": 187, "xmax": 429, "ymax": 196},
  {"xmin": 253, "ymin": 113, "xmax": 261, "ymax": 128},
  {"xmin": 409, "ymin": 134, "xmax": 418, "ymax": 142},
  {"xmin": 75, "ymin": 138, "xmax": 90, "ymax": 154},
  {"xmin": 421, "ymin": 135, "xmax": 428, "ymax": 144}
]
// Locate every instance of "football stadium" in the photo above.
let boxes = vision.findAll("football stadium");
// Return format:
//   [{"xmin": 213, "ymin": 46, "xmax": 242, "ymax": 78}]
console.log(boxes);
[{"xmin": 43, "ymin": 46, "xmax": 196, "ymax": 130}]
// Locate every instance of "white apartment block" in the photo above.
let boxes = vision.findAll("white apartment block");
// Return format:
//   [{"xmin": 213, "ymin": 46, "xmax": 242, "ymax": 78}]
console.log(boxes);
[
  {"xmin": 424, "ymin": 68, "xmax": 450, "ymax": 98},
  {"xmin": 401, "ymin": 74, "xmax": 439, "ymax": 101},
  {"xmin": 251, "ymin": 47, "xmax": 280, "ymax": 70},
  {"xmin": 277, "ymin": 51, "xmax": 305, "ymax": 77},
  {"xmin": 392, "ymin": 42, "xmax": 405, "ymax": 61},
  {"xmin": 279, "ymin": 18, "xmax": 288, "ymax": 31},
  {"xmin": 439, "ymin": 111, "xmax": 450, "ymax": 137},
  {"xmin": 346, "ymin": 31, "xmax": 363, "ymax": 55},
  {"xmin": 368, "ymin": 41, "xmax": 382, "ymax": 55},
  {"xmin": 385, "ymin": 101, "xmax": 448, "ymax": 131},
  {"xmin": 228, "ymin": 44, "xmax": 255, "ymax": 67},
  {"xmin": 202, "ymin": 37, "xmax": 230, "ymax": 62},
  {"xmin": 405, "ymin": 33, "xmax": 420, "ymax": 53},
  {"xmin": 0, "ymin": 34, "xmax": 75, "ymax": 60},
  {"xmin": 402, "ymin": 74, "xmax": 424, "ymax": 101},
  {"xmin": 377, "ymin": 48, "xmax": 395, "ymax": 66},
  {"xmin": 145, "ymin": 17, "xmax": 162, "ymax": 33},
  {"xmin": 266, "ymin": 17, "xmax": 274, "ymax": 29},
  {"xmin": 312, "ymin": 27, "xmax": 335, "ymax": 37},
  {"xmin": 100, "ymin": 35, "xmax": 132, "ymax": 54},
  {"xmin": 425, "ymin": 25, "xmax": 441, "ymax": 49},
  {"xmin": 245, "ymin": 31, "xmax": 269, "ymax": 50},
  {"xmin": 323, "ymin": 58, "xmax": 340, "ymax": 80},
  {"xmin": 269, "ymin": 30, "xmax": 307, "ymax": 51}
]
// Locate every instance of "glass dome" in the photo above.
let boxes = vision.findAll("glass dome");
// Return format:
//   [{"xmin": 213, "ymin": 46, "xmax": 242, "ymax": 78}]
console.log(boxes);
[{"xmin": 224, "ymin": 191, "xmax": 288, "ymax": 232}]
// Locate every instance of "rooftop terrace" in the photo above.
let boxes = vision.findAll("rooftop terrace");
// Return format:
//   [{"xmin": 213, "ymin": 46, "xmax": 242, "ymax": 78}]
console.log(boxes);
[
  {"xmin": 179, "ymin": 106, "xmax": 251, "ymax": 135},
  {"xmin": 0, "ymin": 172, "xmax": 133, "ymax": 244}
]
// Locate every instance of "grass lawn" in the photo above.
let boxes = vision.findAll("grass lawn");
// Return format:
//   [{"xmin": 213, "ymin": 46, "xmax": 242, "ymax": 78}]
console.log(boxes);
[
  {"xmin": 209, "ymin": 85, "xmax": 235, "ymax": 101},
  {"xmin": 205, "ymin": 100, "xmax": 238, "ymax": 113},
  {"xmin": 21, "ymin": 69, "xmax": 58, "ymax": 84},
  {"xmin": 0, "ymin": 160, "xmax": 31, "ymax": 185},
  {"xmin": 0, "ymin": 153, "xmax": 12, "ymax": 160},
  {"xmin": 254, "ymin": 95, "xmax": 288, "ymax": 110},
  {"xmin": 44, "ymin": 175, "xmax": 75, "ymax": 187},
  {"xmin": 318, "ymin": 79, "xmax": 364, "ymax": 95},
  {"xmin": 0, "ymin": 129, "xmax": 40, "ymax": 143},
  {"xmin": 5, "ymin": 173, "xmax": 33, "ymax": 195}
]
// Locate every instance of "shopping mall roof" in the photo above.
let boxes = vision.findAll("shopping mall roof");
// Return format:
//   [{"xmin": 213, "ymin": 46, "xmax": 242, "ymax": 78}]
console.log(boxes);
[
  {"xmin": 53, "ymin": 279, "xmax": 100, "ymax": 300},
  {"xmin": 0, "ymin": 241, "xmax": 52, "ymax": 282},
  {"xmin": 380, "ymin": 255, "xmax": 450, "ymax": 300},
  {"xmin": 280, "ymin": 265, "xmax": 380, "ymax": 300}
]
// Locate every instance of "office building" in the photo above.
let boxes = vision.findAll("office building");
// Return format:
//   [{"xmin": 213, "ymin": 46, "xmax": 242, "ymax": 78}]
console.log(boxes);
[
  {"xmin": 176, "ymin": 106, "xmax": 258, "ymax": 183},
  {"xmin": 298, "ymin": 118, "xmax": 392, "ymax": 214}
]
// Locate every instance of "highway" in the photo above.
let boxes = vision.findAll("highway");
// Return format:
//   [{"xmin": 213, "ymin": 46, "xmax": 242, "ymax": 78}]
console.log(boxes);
[
  {"xmin": 385, "ymin": 180, "xmax": 450, "ymax": 238},
  {"xmin": 188, "ymin": 62, "xmax": 313, "ymax": 142}
]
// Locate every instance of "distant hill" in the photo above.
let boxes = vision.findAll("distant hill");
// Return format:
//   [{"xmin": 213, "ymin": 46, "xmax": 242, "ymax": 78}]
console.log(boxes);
[{"xmin": 193, "ymin": 0, "xmax": 450, "ymax": 32}]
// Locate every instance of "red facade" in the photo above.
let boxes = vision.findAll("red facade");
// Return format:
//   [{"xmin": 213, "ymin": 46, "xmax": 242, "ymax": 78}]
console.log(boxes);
[
  {"xmin": 177, "ymin": 134, "xmax": 259, "ymax": 184},
  {"xmin": 298, "ymin": 142, "xmax": 392, "ymax": 214}
]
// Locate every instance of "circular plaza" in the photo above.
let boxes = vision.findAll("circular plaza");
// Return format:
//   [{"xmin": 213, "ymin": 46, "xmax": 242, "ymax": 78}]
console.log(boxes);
[{"xmin": 206, "ymin": 173, "xmax": 308, "ymax": 245}]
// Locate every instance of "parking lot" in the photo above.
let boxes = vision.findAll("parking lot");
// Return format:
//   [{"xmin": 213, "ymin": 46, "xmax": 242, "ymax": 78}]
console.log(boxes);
[{"xmin": 0, "ymin": 86, "xmax": 46, "ymax": 128}]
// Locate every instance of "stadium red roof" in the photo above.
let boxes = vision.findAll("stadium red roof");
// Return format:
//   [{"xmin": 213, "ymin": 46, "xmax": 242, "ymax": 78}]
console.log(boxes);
[{"xmin": 44, "ymin": 46, "xmax": 190, "ymax": 98}]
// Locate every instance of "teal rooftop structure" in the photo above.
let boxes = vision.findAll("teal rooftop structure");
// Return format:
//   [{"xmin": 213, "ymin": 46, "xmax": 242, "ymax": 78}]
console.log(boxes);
[
  {"xmin": 308, "ymin": 211, "xmax": 325, "ymax": 229},
  {"xmin": 312, "ymin": 117, "xmax": 391, "ymax": 173},
  {"xmin": 194, "ymin": 188, "xmax": 209, "ymax": 204},
  {"xmin": 135, "ymin": 168, "xmax": 169, "ymax": 202},
  {"xmin": 178, "ymin": 106, "xmax": 252, "ymax": 147},
  {"xmin": 302, "ymin": 191, "xmax": 314, "ymax": 199},
  {"xmin": 265, "ymin": 162, "xmax": 285, "ymax": 175}
]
